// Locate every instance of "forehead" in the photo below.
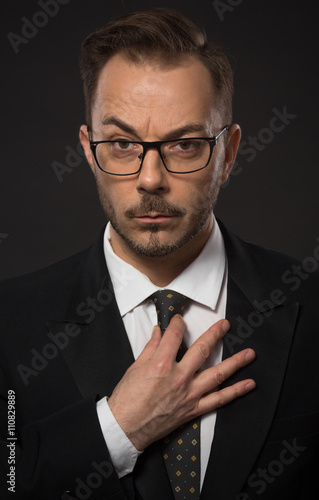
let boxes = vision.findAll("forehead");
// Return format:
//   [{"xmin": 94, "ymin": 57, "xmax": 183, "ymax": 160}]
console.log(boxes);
[{"xmin": 92, "ymin": 54, "xmax": 221, "ymax": 135}]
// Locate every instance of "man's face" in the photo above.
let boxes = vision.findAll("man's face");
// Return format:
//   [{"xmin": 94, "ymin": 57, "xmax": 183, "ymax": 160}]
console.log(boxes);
[{"xmin": 80, "ymin": 54, "xmax": 239, "ymax": 262}]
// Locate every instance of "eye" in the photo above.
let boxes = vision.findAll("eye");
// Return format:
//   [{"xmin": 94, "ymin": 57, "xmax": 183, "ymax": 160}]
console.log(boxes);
[
  {"xmin": 177, "ymin": 141, "xmax": 193, "ymax": 150},
  {"xmin": 108, "ymin": 140, "xmax": 141, "ymax": 159},
  {"xmin": 114, "ymin": 141, "xmax": 133, "ymax": 150},
  {"xmin": 172, "ymin": 140, "xmax": 201, "ymax": 152}
]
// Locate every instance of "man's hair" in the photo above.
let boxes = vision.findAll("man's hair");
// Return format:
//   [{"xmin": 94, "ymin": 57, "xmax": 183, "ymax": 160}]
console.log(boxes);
[{"xmin": 79, "ymin": 8, "xmax": 234, "ymax": 128}]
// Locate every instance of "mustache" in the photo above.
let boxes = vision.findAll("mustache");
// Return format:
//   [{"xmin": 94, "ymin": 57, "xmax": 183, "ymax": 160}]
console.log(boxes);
[{"xmin": 125, "ymin": 195, "xmax": 186, "ymax": 218}]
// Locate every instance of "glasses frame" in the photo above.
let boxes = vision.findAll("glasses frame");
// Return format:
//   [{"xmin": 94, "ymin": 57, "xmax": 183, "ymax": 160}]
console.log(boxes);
[{"xmin": 88, "ymin": 125, "xmax": 230, "ymax": 176}]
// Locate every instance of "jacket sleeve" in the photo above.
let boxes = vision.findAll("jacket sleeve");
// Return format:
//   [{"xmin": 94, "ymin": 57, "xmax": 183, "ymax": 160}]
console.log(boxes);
[{"xmin": 0, "ymin": 390, "xmax": 128, "ymax": 499}]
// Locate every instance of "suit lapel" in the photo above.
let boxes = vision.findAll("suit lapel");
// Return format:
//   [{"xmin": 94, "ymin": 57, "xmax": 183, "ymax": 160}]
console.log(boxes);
[
  {"xmin": 46, "ymin": 229, "xmax": 135, "ymax": 400},
  {"xmin": 201, "ymin": 222, "xmax": 300, "ymax": 499},
  {"xmin": 201, "ymin": 276, "xmax": 299, "ymax": 499},
  {"xmin": 47, "ymin": 310, "xmax": 134, "ymax": 400}
]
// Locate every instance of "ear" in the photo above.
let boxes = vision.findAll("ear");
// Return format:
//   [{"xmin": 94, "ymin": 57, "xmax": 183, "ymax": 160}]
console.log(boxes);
[
  {"xmin": 220, "ymin": 124, "xmax": 241, "ymax": 183},
  {"xmin": 79, "ymin": 125, "xmax": 95, "ymax": 174}
]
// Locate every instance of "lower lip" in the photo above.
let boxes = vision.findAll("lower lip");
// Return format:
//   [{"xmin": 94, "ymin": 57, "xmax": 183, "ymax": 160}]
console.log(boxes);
[{"xmin": 135, "ymin": 216, "xmax": 174, "ymax": 224}]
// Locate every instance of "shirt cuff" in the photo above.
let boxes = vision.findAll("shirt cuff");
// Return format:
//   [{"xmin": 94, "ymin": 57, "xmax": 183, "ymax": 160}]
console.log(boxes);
[{"xmin": 96, "ymin": 397, "xmax": 143, "ymax": 478}]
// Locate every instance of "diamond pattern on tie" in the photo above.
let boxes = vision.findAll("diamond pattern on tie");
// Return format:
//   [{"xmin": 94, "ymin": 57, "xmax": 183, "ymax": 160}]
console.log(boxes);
[
  {"xmin": 150, "ymin": 290, "xmax": 200, "ymax": 500},
  {"xmin": 163, "ymin": 422, "xmax": 200, "ymax": 499},
  {"xmin": 151, "ymin": 290, "xmax": 189, "ymax": 360},
  {"xmin": 151, "ymin": 289, "xmax": 189, "ymax": 334}
]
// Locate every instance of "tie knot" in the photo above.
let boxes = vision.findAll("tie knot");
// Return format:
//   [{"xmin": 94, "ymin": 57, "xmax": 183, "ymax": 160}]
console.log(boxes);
[{"xmin": 151, "ymin": 289, "xmax": 190, "ymax": 333}]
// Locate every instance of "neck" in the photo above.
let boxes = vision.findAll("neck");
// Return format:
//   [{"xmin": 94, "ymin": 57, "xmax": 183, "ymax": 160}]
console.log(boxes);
[{"xmin": 109, "ymin": 217, "xmax": 214, "ymax": 287}]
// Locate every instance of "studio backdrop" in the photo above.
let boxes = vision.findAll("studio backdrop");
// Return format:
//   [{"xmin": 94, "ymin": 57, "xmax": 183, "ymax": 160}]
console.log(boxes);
[{"xmin": 0, "ymin": 0, "xmax": 318, "ymax": 280}]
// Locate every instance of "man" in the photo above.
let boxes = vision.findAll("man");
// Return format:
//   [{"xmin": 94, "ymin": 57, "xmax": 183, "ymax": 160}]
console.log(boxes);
[{"xmin": 0, "ymin": 8, "xmax": 318, "ymax": 500}]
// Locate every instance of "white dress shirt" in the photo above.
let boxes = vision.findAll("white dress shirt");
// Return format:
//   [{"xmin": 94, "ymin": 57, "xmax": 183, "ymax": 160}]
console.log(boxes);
[{"xmin": 96, "ymin": 217, "xmax": 227, "ymax": 488}]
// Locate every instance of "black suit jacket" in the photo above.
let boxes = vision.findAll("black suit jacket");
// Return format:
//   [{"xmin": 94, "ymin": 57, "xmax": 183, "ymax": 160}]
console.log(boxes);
[{"xmin": 1, "ymin": 221, "xmax": 319, "ymax": 499}]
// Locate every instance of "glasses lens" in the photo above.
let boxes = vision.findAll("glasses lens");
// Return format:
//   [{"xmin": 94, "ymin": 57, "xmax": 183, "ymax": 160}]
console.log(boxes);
[
  {"xmin": 162, "ymin": 139, "xmax": 211, "ymax": 172},
  {"xmin": 95, "ymin": 141, "xmax": 143, "ymax": 174}
]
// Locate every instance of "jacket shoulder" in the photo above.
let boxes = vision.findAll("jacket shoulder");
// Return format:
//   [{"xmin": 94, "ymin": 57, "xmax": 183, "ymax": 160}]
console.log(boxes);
[
  {"xmin": 1, "ymin": 247, "xmax": 87, "ymax": 288},
  {"xmin": 0, "ymin": 246, "xmax": 90, "ymax": 323},
  {"xmin": 219, "ymin": 220, "xmax": 319, "ymax": 301}
]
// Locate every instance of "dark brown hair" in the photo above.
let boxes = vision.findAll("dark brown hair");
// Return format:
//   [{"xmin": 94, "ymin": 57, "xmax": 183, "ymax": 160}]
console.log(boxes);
[{"xmin": 79, "ymin": 8, "xmax": 234, "ymax": 127}]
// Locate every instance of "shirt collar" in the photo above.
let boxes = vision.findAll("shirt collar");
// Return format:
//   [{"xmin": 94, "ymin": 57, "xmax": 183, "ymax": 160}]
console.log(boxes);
[{"xmin": 103, "ymin": 217, "xmax": 226, "ymax": 317}]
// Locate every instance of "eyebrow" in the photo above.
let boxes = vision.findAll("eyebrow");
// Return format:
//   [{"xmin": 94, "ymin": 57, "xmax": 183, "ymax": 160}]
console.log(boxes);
[
  {"xmin": 101, "ymin": 116, "xmax": 208, "ymax": 140},
  {"xmin": 101, "ymin": 116, "xmax": 137, "ymax": 136}
]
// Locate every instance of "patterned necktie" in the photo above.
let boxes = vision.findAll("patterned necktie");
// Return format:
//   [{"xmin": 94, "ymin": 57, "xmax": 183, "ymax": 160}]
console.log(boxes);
[{"xmin": 150, "ymin": 290, "xmax": 201, "ymax": 500}]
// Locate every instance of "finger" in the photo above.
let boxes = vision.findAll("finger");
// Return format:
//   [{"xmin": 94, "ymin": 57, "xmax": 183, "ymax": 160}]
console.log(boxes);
[
  {"xmin": 193, "ymin": 348, "xmax": 256, "ymax": 396},
  {"xmin": 133, "ymin": 326, "xmax": 162, "ymax": 366},
  {"xmin": 154, "ymin": 314, "xmax": 186, "ymax": 362},
  {"xmin": 180, "ymin": 319, "xmax": 230, "ymax": 373},
  {"xmin": 197, "ymin": 378, "xmax": 256, "ymax": 415}
]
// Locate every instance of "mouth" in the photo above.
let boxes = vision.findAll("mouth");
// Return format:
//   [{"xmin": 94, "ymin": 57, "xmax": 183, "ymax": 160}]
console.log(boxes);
[{"xmin": 134, "ymin": 213, "xmax": 177, "ymax": 224}]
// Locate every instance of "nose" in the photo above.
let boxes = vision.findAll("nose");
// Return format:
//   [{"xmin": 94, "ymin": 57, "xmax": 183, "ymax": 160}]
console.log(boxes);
[{"xmin": 136, "ymin": 148, "xmax": 169, "ymax": 194}]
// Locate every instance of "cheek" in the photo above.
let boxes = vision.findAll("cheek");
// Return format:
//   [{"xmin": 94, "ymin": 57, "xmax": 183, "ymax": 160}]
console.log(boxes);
[
  {"xmin": 97, "ymin": 175, "xmax": 138, "ymax": 210},
  {"xmin": 186, "ymin": 188, "xmax": 211, "ymax": 216},
  {"xmin": 185, "ymin": 170, "xmax": 222, "ymax": 213}
]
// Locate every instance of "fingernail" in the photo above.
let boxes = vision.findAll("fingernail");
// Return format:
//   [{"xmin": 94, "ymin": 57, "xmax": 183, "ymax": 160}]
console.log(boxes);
[
  {"xmin": 222, "ymin": 320, "xmax": 230, "ymax": 332},
  {"xmin": 245, "ymin": 381, "xmax": 256, "ymax": 391},
  {"xmin": 152, "ymin": 325, "xmax": 160, "ymax": 336},
  {"xmin": 172, "ymin": 314, "xmax": 184, "ymax": 322},
  {"xmin": 245, "ymin": 349, "xmax": 255, "ymax": 361}
]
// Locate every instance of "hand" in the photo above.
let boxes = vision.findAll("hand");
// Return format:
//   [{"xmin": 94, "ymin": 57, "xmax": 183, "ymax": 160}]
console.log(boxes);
[{"xmin": 108, "ymin": 316, "xmax": 256, "ymax": 451}]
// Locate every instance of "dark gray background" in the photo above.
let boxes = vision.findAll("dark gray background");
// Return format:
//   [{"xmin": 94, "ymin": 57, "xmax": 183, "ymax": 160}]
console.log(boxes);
[{"xmin": 1, "ymin": 0, "xmax": 318, "ymax": 280}]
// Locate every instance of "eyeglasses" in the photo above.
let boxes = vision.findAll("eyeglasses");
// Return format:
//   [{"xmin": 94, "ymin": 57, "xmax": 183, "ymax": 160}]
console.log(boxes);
[{"xmin": 88, "ymin": 125, "xmax": 229, "ymax": 176}]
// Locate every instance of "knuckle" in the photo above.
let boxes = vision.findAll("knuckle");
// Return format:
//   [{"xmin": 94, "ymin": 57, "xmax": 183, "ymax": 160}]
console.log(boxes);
[
  {"xmin": 215, "ymin": 369, "xmax": 225, "ymax": 385},
  {"xmin": 233, "ymin": 386, "xmax": 240, "ymax": 398},
  {"xmin": 181, "ymin": 392, "xmax": 198, "ymax": 415},
  {"xmin": 171, "ymin": 370, "xmax": 187, "ymax": 392},
  {"xmin": 229, "ymin": 355, "xmax": 239, "ymax": 371},
  {"xmin": 153, "ymin": 358, "xmax": 171, "ymax": 376},
  {"xmin": 211, "ymin": 325, "xmax": 224, "ymax": 341},
  {"xmin": 215, "ymin": 392, "xmax": 226, "ymax": 408},
  {"xmin": 197, "ymin": 342, "xmax": 210, "ymax": 359},
  {"xmin": 165, "ymin": 324, "xmax": 183, "ymax": 345},
  {"xmin": 172, "ymin": 325, "xmax": 184, "ymax": 341}
]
